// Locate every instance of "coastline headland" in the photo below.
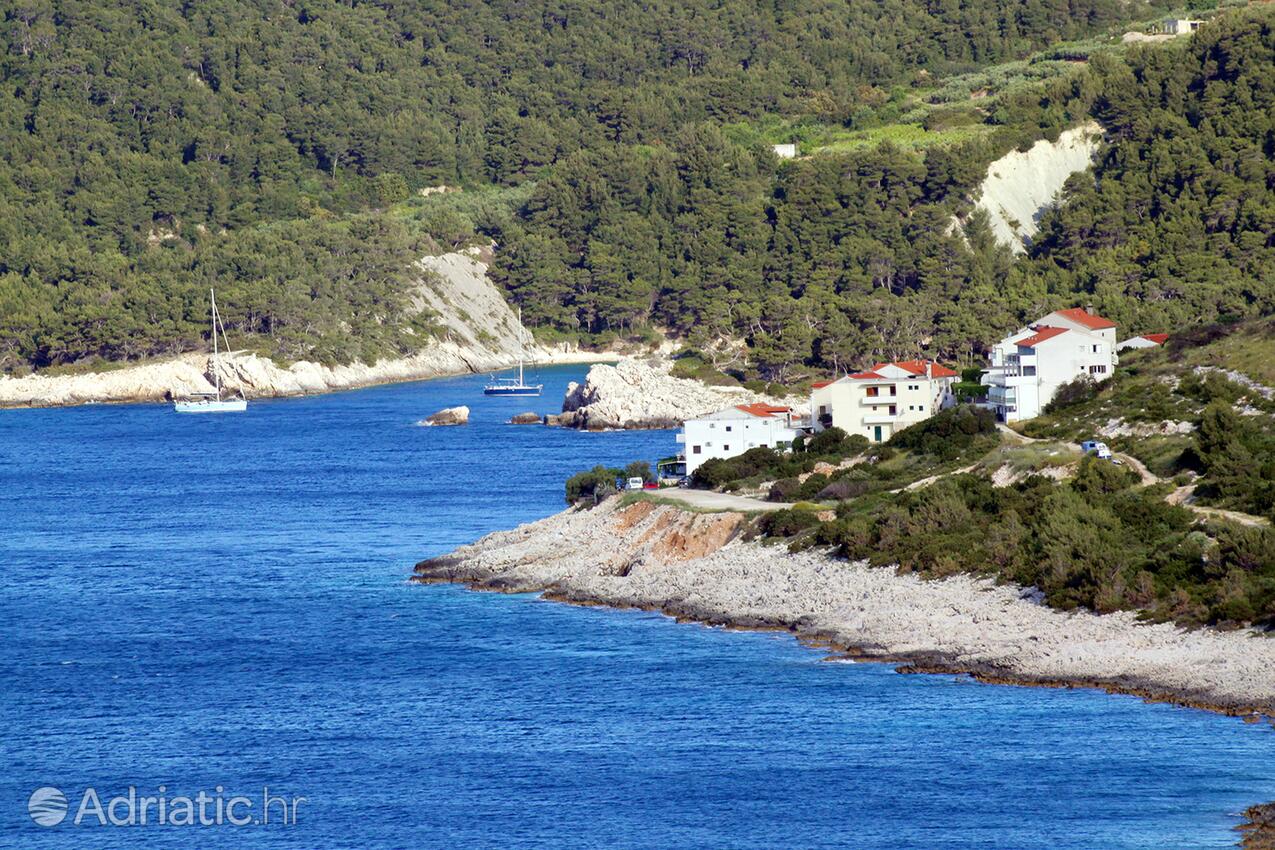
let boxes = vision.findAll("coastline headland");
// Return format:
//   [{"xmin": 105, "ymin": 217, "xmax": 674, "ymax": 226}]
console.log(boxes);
[
  {"xmin": 0, "ymin": 249, "xmax": 613, "ymax": 409},
  {"xmin": 414, "ymin": 497, "xmax": 1275, "ymax": 719}
]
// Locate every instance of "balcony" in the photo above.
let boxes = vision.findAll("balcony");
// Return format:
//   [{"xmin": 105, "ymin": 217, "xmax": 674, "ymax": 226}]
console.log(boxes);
[
  {"xmin": 988, "ymin": 386, "xmax": 1016, "ymax": 405},
  {"xmin": 862, "ymin": 412, "xmax": 897, "ymax": 425}
]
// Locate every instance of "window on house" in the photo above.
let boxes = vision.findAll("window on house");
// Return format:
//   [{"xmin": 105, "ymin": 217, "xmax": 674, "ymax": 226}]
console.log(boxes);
[
  {"xmin": 1092, "ymin": 344, "xmax": 1099, "ymax": 353},
  {"xmin": 889, "ymin": 386, "xmax": 897, "ymax": 396},
  {"xmin": 725, "ymin": 425, "xmax": 732, "ymax": 432},
  {"xmin": 867, "ymin": 387, "xmax": 879, "ymax": 397},
  {"xmin": 1023, "ymin": 366, "xmax": 1036, "ymax": 376},
  {"xmin": 723, "ymin": 444, "xmax": 730, "ymax": 452},
  {"xmin": 693, "ymin": 446, "xmax": 702, "ymax": 454},
  {"xmin": 1089, "ymin": 365, "xmax": 1107, "ymax": 375},
  {"xmin": 888, "ymin": 405, "xmax": 896, "ymax": 416}
]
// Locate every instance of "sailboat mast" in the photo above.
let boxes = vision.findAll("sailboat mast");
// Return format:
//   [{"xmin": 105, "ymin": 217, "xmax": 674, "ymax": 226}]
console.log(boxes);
[
  {"xmin": 518, "ymin": 307, "xmax": 525, "ymax": 385},
  {"xmin": 210, "ymin": 288, "xmax": 222, "ymax": 401}
]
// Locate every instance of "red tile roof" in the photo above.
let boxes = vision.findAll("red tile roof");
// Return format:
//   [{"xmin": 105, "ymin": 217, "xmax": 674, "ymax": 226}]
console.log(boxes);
[
  {"xmin": 890, "ymin": 359, "xmax": 959, "ymax": 379},
  {"xmin": 1017, "ymin": 326, "xmax": 1069, "ymax": 348},
  {"xmin": 848, "ymin": 360, "xmax": 958, "ymax": 380},
  {"xmin": 811, "ymin": 380, "xmax": 834, "ymax": 389},
  {"xmin": 1142, "ymin": 333, "xmax": 1169, "ymax": 345},
  {"xmin": 735, "ymin": 403, "xmax": 792, "ymax": 418},
  {"xmin": 1053, "ymin": 307, "xmax": 1116, "ymax": 330}
]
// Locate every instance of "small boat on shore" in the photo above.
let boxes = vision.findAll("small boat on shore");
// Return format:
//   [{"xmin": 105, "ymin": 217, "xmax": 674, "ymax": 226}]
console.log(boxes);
[
  {"xmin": 483, "ymin": 308, "xmax": 542, "ymax": 397},
  {"xmin": 174, "ymin": 288, "xmax": 247, "ymax": 414}
]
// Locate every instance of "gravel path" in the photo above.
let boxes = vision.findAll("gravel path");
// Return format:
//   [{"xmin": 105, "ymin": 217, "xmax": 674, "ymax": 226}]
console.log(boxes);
[{"xmin": 647, "ymin": 489, "xmax": 780, "ymax": 512}]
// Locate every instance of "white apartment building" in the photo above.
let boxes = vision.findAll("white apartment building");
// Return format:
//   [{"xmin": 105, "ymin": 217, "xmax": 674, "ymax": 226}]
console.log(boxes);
[
  {"xmin": 677, "ymin": 404, "xmax": 798, "ymax": 476},
  {"xmin": 982, "ymin": 307, "xmax": 1118, "ymax": 422},
  {"xmin": 809, "ymin": 360, "xmax": 958, "ymax": 443}
]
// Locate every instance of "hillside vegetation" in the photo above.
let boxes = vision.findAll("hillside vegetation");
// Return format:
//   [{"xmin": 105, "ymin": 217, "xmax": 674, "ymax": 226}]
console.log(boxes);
[
  {"xmin": 2, "ymin": 3, "xmax": 1273, "ymax": 383},
  {"xmin": 499, "ymin": 10, "xmax": 1275, "ymax": 379},
  {"xmin": 0, "ymin": 0, "xmax": 1146, "ymax": 372}
]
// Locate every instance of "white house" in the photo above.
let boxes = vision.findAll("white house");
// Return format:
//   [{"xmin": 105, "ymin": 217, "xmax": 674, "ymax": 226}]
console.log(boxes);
[
  {"xmin": 1117, "ymin": 333, "xmax": 1169, "ymax": 352},
  {"xmin": 677, "ymin": 404, "xmax": 798, "ymax": 476},
  {"xmin": 1162, "ymin": 18, "xmax": 1204, "ymax": 35},
  {"xmin": 810, "ymin": 360, "xmax": 958, "ymax": 443},
  {"xmin": 982, "ymin": 307, "xmax": 1118, "ymax": 422},
  {"xmin": 772, "ymin": 143, "xmax": 797, "ymax": 159}
]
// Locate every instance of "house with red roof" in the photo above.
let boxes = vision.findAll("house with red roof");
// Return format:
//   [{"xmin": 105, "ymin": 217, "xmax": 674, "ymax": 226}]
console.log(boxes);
[
  {"xmin": 982, "ymin": 306, "xmax": 1118, "ymax": 422},
  {"xmin": 1117, "ymin": 333, "xmax": 1170, "ymax": 351},
  {"xmin": 810, "ymin": 360, "xmax": 959, "ymax": 443},
  {"xmin": 677, "ymin": 403, "xmax": 799, "ymax": 476}
]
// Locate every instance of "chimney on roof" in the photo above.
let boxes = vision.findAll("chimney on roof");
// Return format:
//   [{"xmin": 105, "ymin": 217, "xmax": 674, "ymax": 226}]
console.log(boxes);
[
  {"xmin": 1085, "ymin": 303, "xmax": 1095, "ymax": 315},
  {"xmin": 925, "ymin": 360, "xmax": 932, "ymax": 379}
]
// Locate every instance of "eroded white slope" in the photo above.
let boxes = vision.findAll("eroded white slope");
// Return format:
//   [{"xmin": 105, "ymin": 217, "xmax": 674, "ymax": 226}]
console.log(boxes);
[{"xmin": 974, "ymin": 121, "xmax": 1102, "ymax": 253}]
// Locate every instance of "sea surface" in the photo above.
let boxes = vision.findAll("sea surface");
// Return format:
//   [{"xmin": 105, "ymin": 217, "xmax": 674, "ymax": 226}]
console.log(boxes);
[{"xmin": 1, "ymin": 364, "xmax": 1272, "ymax": 849}]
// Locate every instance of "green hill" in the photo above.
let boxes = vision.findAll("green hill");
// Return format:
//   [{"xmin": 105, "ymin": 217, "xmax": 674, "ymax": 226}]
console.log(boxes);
[{"xmin": 1, "ymin": 1, "xmax": 1273, "ymax": 379}]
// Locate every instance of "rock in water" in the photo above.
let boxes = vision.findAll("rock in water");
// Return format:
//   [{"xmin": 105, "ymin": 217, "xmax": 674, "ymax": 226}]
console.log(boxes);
[
  {"xmin": 509, "ymin": 411, "xmax": 542, "ymax": 425},
  {"xmin": 421, "ymin": 405, "xmax": 469, "ymax": 426}
]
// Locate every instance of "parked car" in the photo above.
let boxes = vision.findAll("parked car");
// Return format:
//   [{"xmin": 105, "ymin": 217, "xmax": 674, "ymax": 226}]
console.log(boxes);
[
  {"xmin": 1080, "ymin": 440, "xmax": 1112, "ymax": 459},
  {"xmin": 626, "ymin": 477, "xmax": 645, "ymax": 491},
  {"xmin": 643, "ymin": 481, "xmax": 660, "ymax": 490}
]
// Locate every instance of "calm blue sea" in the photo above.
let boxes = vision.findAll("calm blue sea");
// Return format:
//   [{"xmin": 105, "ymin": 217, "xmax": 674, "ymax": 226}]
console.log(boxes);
[{"xmin": 1, "ymin": 364, "xmax": 1272, "ymax": 849}]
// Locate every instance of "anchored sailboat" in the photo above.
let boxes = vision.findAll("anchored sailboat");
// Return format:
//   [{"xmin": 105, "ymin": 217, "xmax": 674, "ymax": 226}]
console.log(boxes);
[
  {"xmin": 483, "ymin": 308, "xmax": 543, "ymax": 397},
  {"xmin": 174, "ymin": 288, "xmax": 247, "ymax": 413}
]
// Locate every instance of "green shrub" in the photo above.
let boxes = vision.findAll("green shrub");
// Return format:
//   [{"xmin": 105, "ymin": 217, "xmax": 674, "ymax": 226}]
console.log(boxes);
[
  {"xmin": 952, "ymin": 381, "xmax": 989, "ymax": 401},
  {"xmin": 691, "ymin": 446, "xmax": 786, "ymax": 489},
  {"xmin": 758, "ymin": 507, "xmax": 822, "ymax": 537},
  {"xmin": 806, "ymin": 427, "xmax": 852, "ymax": 455},
  {"xmin": 768, "ymin": 477, "xmax": 802, "ymax": 502},
  {"xmin": 564, "ymin": 465, "xmax": 622, "ymax": 504},
  {"xmin": 888, "ymin": 404, "xmax": 997, "ymax": 460},
  {"xmin": 624, "ymin": 461, "xmax": 653, "ymax": 483},
  {"xmin": 1043, "ymin": 376, "xmax": 1099, "ymax": 413}
]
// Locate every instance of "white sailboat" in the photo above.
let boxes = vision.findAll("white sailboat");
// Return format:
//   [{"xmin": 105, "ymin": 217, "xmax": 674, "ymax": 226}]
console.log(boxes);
[
  {"xmin": 174, "ymin": 288, "xmax": 247, "ymax": 413},
  {"xmin": 483, "ymin": 308, "xmax": 543, "ymax": 397}
]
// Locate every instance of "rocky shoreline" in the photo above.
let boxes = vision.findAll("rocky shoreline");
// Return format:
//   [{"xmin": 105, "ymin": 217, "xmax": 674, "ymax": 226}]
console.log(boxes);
[
  {"xmin": 413, "ymin": 498, "xmax": 1275, "ymax": 719},
  {"xmin": 0, "ymin": 346, "xmax": 609, "ymax": 409}
]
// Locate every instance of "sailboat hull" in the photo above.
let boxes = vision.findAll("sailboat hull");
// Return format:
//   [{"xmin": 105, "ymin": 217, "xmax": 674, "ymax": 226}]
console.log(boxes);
[
  {"xmin": 174, "ymin": 399, "xmax": 248, "ymax": 413},
  {"xmin": 482, "ymin": 386, "xmax": 542, "ymax": 397}
]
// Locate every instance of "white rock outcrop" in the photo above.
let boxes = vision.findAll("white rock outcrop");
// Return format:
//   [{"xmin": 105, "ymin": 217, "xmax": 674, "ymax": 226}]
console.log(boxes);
[
  {"xmin": 420, "ymin": 405, "xmax": 470, "ymax": 426},
  {"xmin": 0, "ymin": 249, "xmax": 607, "ymax": 408},
  {"xmin": 548, "ymin": 358, "xmax": 801, "ymax": 430},
  {"xmin": 972, "ymin": 122, "xmax": 1102, "ymax": 253}
]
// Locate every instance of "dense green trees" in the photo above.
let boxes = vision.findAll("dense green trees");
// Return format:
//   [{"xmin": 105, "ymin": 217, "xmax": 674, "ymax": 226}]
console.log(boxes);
[
  {"xmin": 0, "ymin": 0, "xmax": 1147, "ymax": 370},
  {"xmin": 1024, "ymin": 13, "xmax": 1275, "ymax": 333},
  {"xmin": 494, "ymin": 9, "xmax": 1275, "ymax": 380},
  {"xmin": 3, "ymin": 2, "xmax": 1273, "ymax": 375}
]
